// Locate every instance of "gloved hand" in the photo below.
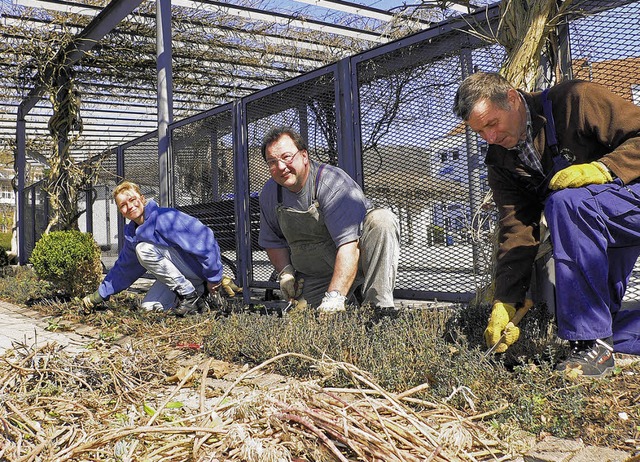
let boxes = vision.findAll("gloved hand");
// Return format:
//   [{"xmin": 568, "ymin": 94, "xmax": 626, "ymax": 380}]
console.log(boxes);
[
  {"xmin": 82, "ymin": 291, "xmax": 104, "ymax": 310},
  {"xmin": 318, "ymin": 291, "xmax": 347, "ymax": 314},
  {"xmin": 549, "ymin": 161, "xmax": 612, "ymax": 190},
  {"xmin": 221, "ymin": 276, "xmax": 242, "ymax": 297},
  {"xmin": 484, "ymin": 301, "xmax": 519, "ymax": 353},
  {"xmin": 278, "ymin": 264, "xmax": 303, "ymax": 300}
]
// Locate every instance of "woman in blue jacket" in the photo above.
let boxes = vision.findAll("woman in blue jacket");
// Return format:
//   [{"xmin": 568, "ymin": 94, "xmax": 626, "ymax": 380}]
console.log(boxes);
[{"xmin": 82, "ymin": 181, "xmax": 224, "ymax": 316}]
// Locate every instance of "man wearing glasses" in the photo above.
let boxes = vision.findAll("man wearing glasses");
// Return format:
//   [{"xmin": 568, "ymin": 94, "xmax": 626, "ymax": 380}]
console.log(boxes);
[{"xmin": 258, "ymin": 126, "xmax": 400, "ymax": 314}]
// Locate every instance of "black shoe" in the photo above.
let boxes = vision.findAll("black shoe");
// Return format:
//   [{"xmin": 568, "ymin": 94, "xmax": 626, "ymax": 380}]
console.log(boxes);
[
  {"xmin": 556, "ymin": 338, "xmax": 615, "ymax": 377},
  {"xmin": 173, "ymin": 291, "xmax": 206, "ymax": 317}
]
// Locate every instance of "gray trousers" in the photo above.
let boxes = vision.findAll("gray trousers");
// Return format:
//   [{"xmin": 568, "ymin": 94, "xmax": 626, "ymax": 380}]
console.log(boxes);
[
  {"xmin": 135, "ymin": 242, "xmax": 204, "ymax": 311},
  {"xmin": 301, "ymin": 209, "xmax": 400, "ymax": 308}
]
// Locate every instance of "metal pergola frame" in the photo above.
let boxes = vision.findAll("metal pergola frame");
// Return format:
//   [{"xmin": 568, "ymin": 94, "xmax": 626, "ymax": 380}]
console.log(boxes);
[
  {"xmin": 2, "ymin": 0, "xmax": 482, "ymax": 263},
  {"xmin": 2, "ymin": 0, "xmax": 478, "ymax": 159}
]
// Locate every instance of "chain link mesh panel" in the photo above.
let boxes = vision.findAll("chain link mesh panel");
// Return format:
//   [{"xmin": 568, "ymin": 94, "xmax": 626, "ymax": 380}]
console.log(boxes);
[
  {"xmin": 172, "ymin": 110, "xmax": 234, "ymax": 207},
  {"xmin": 123, "ymin": 134, "xmax": 159, "ymax": 200},
  {"xmin": 356, "ymin": 36, "xmax": 504, "ymax": 300},
  {"xmin": 244, "ymin": 70, "xmax": 338, "ymax": 283},
  {"xmin": 170, "ymin": 108, "xmax": 237, "ymax": 278}
]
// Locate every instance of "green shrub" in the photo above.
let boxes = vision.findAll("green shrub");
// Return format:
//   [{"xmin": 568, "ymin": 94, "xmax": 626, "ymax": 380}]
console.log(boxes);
[
  {"xmin": 30, "ymin": 230, "xmax": 102, "ymax": 297},
  {"xmin": 0, "ymin": 232, "xmax": 12, "ymax": 269},
  {"xmin": 0, "ymin": 248, "xmax": 8, "ymax": 269},
  {"xmin": 0, "ymin": 232, "xmax": 12, "ymax": 251}
]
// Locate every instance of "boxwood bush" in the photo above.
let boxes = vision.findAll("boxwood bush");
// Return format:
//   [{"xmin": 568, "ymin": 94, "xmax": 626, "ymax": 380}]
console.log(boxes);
[{"xmin": 30, "ymin": 230, "xmax": 102, "ymax": 297}]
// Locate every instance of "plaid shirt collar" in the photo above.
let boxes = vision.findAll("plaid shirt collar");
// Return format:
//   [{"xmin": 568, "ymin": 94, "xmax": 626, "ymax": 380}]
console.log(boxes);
[{"xmin": 512, "ymin": 93, "xmax": 543, "ymax": 174}]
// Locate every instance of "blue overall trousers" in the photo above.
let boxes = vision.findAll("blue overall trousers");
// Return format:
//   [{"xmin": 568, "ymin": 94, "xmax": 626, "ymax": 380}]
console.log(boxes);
[{"xmin": 540, "ymin": 90, "xmax": 640, "ymax": 354}]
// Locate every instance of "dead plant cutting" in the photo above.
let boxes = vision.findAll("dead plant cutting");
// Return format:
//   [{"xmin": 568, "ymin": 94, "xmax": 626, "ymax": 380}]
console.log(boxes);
[{"xmin": 0, "ymin": 339, "xmax": 512, "ymax": 461}]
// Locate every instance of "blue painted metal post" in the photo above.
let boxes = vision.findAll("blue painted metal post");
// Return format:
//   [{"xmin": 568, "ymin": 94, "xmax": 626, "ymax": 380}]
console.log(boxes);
[
  {"xmin": 85, "ymin": 168, "xmax": 93, "ymax": 235},
  {"xmin": 232, "ymin": 101, "xmax": 251, "ymax": 303},
  {"xmin": 116, "ymin": 145, "xmax": 125, "ymax": 253},
  {"xmin": 557, "ymin": 13, "xmax": 573, "ymax": 81},
  {"xmin": 349, "ymin": 56, "xmax": 365, "ymax": 189},
  {"xmin": 336, "ymin": 58, "xmax": 360, "ymax": 186},
  {"xmin": 157, "ymin": 0, "xmax": 173, "ymax": 207},
  {"xmin": 15, "ymin": 115, "xmax": 26, "ymax": 264}
]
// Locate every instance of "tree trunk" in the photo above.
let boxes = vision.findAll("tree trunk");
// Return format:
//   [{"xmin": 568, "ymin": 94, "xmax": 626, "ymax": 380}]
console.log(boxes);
[{"xmin": 498, "ymin": 0, "xmax": 574, "ymax": 90}]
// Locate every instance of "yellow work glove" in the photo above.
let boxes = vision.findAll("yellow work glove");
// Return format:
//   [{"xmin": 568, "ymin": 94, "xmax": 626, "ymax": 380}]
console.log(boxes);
[
  {"xmin": 221, "ymin": 276, "xmax": 242, "ymax": 297},
  {"xmin": 82, "ymin": 290, "xmax": 103, "ymax": 310},
  {"xmin": 549, "ymin": 161, "xmax": 612, "ymax": 190},
  {"xmin": 484, "ymin": 301, "xmax": 520, "ymax": 353},
  {"xmin": 278, "ymin": 264, "xmax": 303, "ymax": 300}
]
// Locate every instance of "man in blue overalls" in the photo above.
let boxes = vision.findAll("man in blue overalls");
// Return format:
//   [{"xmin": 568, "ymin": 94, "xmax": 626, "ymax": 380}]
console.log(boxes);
[
  {"xmin": 454, "ymin": 72, "xmax": 640, "ymax": 377},
  {"xmin": 258, "ymin": 127, "xmax": 400, "ymax": 314}
]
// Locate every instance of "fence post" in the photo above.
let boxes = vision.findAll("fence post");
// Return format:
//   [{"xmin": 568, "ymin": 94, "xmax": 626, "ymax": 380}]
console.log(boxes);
[
  {"xmin": 116, "ymin": 145, "xmax": 125, "ymax": 253},
  {"xmin": 233, "ymin": 101, "xmax": 251, "ymax": 303},
  {"xmin": 16, "ymin": 116, "xmax": 26, "ymax": 265},
  {"xmin": 556, "ymin": 12, "xmax": 573, "ymax": 81},
  {"xmin": 157, "ymin": 0, "xmax": 173, "ymax": 207},
  {"xmin": 336, "ymin": 58, "xmax": 361, "ymax": 185}
]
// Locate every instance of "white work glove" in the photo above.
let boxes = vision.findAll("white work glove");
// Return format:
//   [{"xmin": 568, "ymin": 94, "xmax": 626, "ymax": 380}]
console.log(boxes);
[
  {"xmin": 318, "ymin": 291, "xmax": 347, "ymax": 314},
  {"xmin": 278, "ymin": 264, "xmax": 303, "ymax": 300}
]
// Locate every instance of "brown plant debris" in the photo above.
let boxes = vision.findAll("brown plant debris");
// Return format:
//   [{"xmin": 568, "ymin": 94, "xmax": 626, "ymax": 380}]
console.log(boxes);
[{"xmin": 0, "ymin": 342, "xmax": 511, "ymax": 461}]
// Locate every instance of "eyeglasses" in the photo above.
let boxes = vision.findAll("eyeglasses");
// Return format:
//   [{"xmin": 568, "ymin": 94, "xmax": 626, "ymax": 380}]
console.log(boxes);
[{"xmin": 265, "ymin": 150, "xmax": 301, "ymax": 169}]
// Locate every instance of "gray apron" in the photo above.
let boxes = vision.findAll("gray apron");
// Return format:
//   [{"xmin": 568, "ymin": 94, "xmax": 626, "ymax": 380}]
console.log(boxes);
[
  {"xmin": 275, "ymin": 164, "xmax": 399, "ymax": 308},
  {"xmin": 276, "ymin": 164, "xmax": 349, "ymax": 305}
]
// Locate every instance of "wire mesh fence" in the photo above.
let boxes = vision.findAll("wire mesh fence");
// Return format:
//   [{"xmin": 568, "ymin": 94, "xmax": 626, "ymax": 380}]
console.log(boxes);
[
  {"xmin": 74, "ymin": 0, "xmax": 640, "ymax": 304},
  {"xmin": 123, "ymin": 133, "xmax": 160, "ymax": 200},
  {"xmin": 170, "ymin": 106, "xmax": 237, "ymax": 279}
]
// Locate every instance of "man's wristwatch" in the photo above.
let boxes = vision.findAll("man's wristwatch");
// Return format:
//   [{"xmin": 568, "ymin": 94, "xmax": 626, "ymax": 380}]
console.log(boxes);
[{"xmin": 326, "ymin": 290, "xmax": 342, "ymax": 298}]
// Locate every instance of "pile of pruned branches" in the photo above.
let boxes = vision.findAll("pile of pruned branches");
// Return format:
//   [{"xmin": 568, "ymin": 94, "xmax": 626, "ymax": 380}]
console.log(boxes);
[{"xmin": 0, "ymin": 341, "xmax": 512, "ymax": 461}]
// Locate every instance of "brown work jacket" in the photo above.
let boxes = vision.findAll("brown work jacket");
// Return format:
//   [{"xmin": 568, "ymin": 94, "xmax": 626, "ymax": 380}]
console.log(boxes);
[{"xmin": 486, "ymin": 80, "xmax": 640, "ymax": 303}]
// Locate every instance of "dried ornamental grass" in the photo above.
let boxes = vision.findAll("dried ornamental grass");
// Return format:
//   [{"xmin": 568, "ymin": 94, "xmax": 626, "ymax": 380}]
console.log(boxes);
[{"xmin": 0, "ymin": 342, "xmax": 512, "ymax": 461}]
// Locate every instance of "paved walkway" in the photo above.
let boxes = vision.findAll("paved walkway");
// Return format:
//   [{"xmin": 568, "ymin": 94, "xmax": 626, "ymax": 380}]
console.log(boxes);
[{"xmin": 0, "ymin": 300, "xmax": 99, "ymax": 356}]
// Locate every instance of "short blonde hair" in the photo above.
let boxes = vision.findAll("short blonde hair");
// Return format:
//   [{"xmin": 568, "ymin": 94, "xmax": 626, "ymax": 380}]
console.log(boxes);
[{"xmin": 113, "ymin": 181, "xmax": 143, "ymax": 201}]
